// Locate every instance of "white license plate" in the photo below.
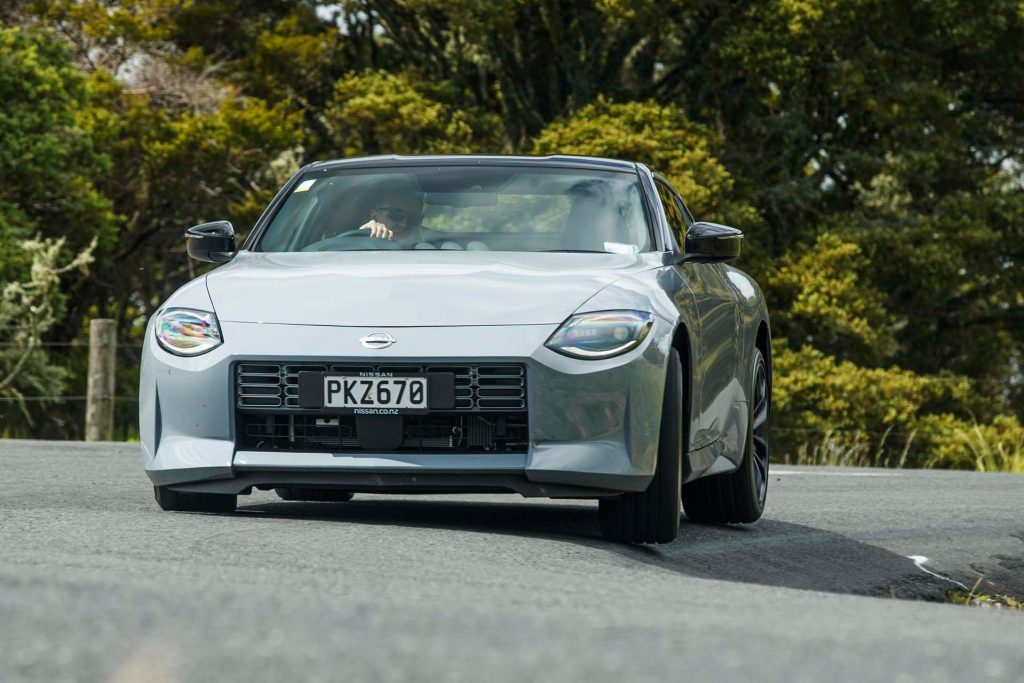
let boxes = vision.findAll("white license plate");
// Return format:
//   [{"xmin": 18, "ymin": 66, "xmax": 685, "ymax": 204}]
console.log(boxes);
[{"xmin": 323, "ymin": 376, "xmax": 428, "ymax": 410}]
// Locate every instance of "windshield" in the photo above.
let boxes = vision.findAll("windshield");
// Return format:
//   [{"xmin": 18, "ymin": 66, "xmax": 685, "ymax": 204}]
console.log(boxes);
[{"xmin": 256, "ymin": 165, "xmax": 652, "ymax": 253}]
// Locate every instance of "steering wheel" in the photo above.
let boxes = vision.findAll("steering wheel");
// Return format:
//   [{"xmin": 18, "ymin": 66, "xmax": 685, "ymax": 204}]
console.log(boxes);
[
  {"xmin": 333, "ymin": 229, "xmax": 386, "ymax": 239},
  {"xmin": 304, "ymin": 229, "xmax": 401, "ymax": 251}
]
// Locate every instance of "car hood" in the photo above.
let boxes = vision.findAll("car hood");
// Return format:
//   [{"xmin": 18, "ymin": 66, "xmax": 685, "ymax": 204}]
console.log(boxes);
[{"xmin": 205, "ymin": 251, "xmax": 658, "ymax": 327}]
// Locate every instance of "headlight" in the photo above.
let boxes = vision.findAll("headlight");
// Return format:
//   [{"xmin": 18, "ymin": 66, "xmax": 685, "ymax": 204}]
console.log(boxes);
[
  {"xmin": 545, "ymin": 310, "xmax": 653, "ymax": 359},
  {"xmin": 155, "ymin": 308, "xmax": 223, "ymax": 356}
]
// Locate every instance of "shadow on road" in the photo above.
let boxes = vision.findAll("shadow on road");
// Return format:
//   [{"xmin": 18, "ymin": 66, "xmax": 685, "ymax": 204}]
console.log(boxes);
[{"xmin": 237, "ymin": 496, "xmax": 951, "ymax": 601}]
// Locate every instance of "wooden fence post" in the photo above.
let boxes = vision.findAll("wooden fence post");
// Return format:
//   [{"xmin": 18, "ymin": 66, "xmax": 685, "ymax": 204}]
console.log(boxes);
[{"xmin": 85, "ymin": 319, "xmax": 117, "ymax": 441}]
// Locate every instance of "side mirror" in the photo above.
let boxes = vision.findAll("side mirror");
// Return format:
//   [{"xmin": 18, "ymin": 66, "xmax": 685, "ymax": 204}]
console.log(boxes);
[
  {"xmin": 677, "ymin": 222, "xmax": 742, "ymax": 263},
  {"xmin": 186, "ymin": 221, "xmax": 236, "ymax": 263}
]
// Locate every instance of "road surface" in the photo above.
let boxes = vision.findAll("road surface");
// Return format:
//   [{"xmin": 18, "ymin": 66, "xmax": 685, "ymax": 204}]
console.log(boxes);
[{"xmin": 1, "ymin": 440, "xmax": 1022, "ymax": 682}]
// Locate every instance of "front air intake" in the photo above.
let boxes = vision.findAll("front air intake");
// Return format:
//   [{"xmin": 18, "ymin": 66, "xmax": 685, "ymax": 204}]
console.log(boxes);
[{"xmin": 235, "ymin": 362, "xmax": 526, "ymax": 412}]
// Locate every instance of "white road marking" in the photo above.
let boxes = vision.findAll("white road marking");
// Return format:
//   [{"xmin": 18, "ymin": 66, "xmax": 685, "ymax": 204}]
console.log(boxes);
[
  {"xmin": 772, "ymin": 469, "xmax": 901, "ymax": 477},
  {"xmin": 907, "ymin": 555, "xmax": 970, "ymax": 590}
]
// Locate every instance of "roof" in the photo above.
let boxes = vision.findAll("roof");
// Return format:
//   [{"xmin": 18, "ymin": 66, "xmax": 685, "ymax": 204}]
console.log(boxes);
[{"xmin": 309, "ymin": 154, "xmax": 638, "ymax": 173}]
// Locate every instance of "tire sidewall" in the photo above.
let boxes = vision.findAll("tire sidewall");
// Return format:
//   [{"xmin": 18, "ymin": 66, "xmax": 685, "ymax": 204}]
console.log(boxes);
[
  {"xmin": 745, "ymin": 347, "xmax": 769, "ymax": 513},
  {"xmin": 656, "ymin": 349, "xmax": 684, "ymax": 537}
]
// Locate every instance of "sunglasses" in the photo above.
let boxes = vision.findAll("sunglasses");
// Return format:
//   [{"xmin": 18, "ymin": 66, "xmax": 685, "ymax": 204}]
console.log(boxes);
[{"xmin": 375, "ymin": 206, "xmax": 418, "ymax": 222}]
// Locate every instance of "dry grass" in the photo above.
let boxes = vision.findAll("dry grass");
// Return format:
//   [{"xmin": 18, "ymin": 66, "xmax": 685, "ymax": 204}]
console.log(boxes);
[
  {"xmin": 946, "ymin": 578, "xmax": 1023, "ymax": 610},
  {"xmin": 790, "ymin": 427, "xmax": 916, "ymax": 468},
  {"xmin": 948, "ymin": 423, "xmax": 1024, "ymax": 473}
]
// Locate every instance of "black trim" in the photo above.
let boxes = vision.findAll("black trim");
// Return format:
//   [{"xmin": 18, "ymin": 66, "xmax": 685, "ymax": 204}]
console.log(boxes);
[
  {"xmin": 309, "ymin": 154, "xmax": 636, "ymax": 173},
  {"xmin": 167, "ymin": 469, "xmax": 618, "ymax": 498},
  {"xmin": 236, "ymin": 362, "xmax": 526, "ymax": 413},
  {"xmin": 636, "ymin": 165, "xmax": 671, "ymax": 252},
  {"xmin": 235, "ymin": 411, "xmax": 530, "ymax": 454},
  {"xmin": 652, "ymin": 173, "xmax": 696, "ymax": 227}
]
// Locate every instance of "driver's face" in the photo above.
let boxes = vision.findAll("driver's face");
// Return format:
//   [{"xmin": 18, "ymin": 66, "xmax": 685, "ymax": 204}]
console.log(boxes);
[{"xmin": 371, "ymin": 194, "xmax": 423, "ymax": 233}]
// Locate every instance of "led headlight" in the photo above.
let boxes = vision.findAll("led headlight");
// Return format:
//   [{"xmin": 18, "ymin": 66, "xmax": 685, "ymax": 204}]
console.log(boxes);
[
  {"xmin": 545, "ymin": 310, "xmax": 653, "ymax": 359},
  {"xmin": 154, "ymin": 308, "xmax": 223, "ymax": 356}
]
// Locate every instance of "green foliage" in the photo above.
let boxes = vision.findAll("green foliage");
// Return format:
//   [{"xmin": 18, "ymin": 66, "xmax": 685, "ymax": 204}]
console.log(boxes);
[
  {"xmin": 853, "ymin": 183, "xmax": 1024, "ymax": 406},
  {"xmin": 1, "ymin": 0, "xmax": 1023, "ymax": 465},
  {"xmin": 324, "ymin": 70, "xmax": 503, "ymax": 156},
  {"xmin": 920, "ymin": 414, "xmax": 1024, "ymax": 474},
  {"xmin": 772, "ymin": 344, "xmax": 976, "ymax": 466},
  {"xmin": 774, "ymin": 342, "xmax": 1023, "ymax": 472},
  {"xmin": 0, "ymin": 26, "xmax": 115, "ymax": 258},
  {"xmin": 768, "ymin": 233, "xmax": 897, "ymax": 364},
  {"xmin": 0, "ymin": 237, "xmax": 96, "ymax": 434},
  {"xmin": 947, "ymin": 586, "xmax": 1024, "ymax": 610},
  {"xmin": 531, "ymin": 98, "xmax": 754, "ymax": 223},
  {"xmin": 77, "ymin": 68, "xmax": 304, "ymax": 314},
  {"xmin": 0, "ymin": 17, "xmax": 303, "ymax": 436},
  {"xmin": 340, "ymin": 0, "xmax": 667, "ymax": 146}
]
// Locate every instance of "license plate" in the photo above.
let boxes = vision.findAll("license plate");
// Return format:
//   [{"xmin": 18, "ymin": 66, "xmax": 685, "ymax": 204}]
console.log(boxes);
[
  {"xmin": 295, "ymin": 370, "xmax": 454, "ymax": 413},
  {"xmin": 323, "ymin": 375, "xmax": 428, "ymax": 412}
]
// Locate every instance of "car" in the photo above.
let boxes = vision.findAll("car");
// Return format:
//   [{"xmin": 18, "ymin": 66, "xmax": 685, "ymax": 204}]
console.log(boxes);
[{"xmin": 139, "ymin": 154, "xmax": 771, "ymax": 544}]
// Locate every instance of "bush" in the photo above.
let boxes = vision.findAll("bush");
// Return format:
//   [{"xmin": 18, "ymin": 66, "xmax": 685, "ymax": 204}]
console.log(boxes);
[
  {"xmin": 773, "ymin": 343, "xmax": 972, "ymax": 467},
  {"xmin": 919, "ymin": 414, "xmax": 1024, "ymax": 473}
]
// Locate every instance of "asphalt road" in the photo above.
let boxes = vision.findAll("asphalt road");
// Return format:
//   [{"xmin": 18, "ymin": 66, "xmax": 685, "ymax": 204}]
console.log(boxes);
[{"xmin": 1, "ymin": 440, "xmax": 1022, "ymax": 683}]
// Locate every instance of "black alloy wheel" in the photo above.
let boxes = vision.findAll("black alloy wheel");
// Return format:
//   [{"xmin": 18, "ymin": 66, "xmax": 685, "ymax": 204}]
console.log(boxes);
[{"xmin": 750, "ymin": 349, "xmax": 770, "ymax": 508}]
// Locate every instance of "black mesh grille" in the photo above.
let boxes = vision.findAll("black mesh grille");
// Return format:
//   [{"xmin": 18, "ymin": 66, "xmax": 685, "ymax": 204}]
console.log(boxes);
[
  {"xmin": 235, "ymin": 363, "xmax": 526, "ymax": 412},
  {"xmin": 237, "ymin": 412, "xmax": 529, "ymax": 453}
]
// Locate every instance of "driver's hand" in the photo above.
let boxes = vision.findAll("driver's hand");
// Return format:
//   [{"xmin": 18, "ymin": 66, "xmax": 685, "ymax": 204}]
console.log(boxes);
[{"xmin": 359, "ymin": 220, "xmax": 394, "ymax": 240}]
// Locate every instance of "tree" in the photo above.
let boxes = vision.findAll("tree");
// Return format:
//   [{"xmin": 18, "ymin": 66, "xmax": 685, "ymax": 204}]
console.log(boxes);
[
  {"xmin": 768, "ymin": 233, "xmax": 896, "ymax": 365},
  {"xmin": 532, "ymin": 98, "xmax": 755, "ymax": 223},
  {"xmin": 340, "ymin": 0, "xmax": 669, "ymax": 146},
  {"xmin": 2, "ymin": 0, "xmax": 1024, "ymax": 458},
  {"xmin": 78, "ymin": 68, "xmax": 305, "ymax": 322},
  {"xmin": 0, "ymin": 236, "xmax": 96, "ymax": 434},
  {"xmin": 0, "ymin": 26, "xmax": 115, "ymax": 271},
  {"xmin": 324, "ymin": 70, "xmax": 503, "ymax": 156}
]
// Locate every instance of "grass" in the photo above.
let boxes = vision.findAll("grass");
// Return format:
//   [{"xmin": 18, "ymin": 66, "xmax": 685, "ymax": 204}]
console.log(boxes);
[
  {"xmin": 783, "ymin": 421, "xmax": 1024, "ymax": 472},
  {"xmin": 788, "ymin": 427, "xmax": 916, "ymax": 469},
  {"xmin": 946, "ymin": 578, "xmax": 1023, "ymax": 610},
  {"xmin": 948, "ymin": 422, "xmax": 1024, "ymax": 474}
]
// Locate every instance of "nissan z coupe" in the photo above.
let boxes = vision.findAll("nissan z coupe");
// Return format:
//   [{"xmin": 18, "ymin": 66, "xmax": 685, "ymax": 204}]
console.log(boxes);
[{"xmin": 140, "ymin": 155, "xmax": 772, "ymax": 544}]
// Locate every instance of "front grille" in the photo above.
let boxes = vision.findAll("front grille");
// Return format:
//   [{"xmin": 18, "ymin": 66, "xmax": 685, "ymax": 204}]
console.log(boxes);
[
  {"xmin": 235, "ymin": 363, "xmax": 527, "ymax": 412},
  {"xmin": 237, "ymin": 412, "xmax": 529, "ymax": 453}
]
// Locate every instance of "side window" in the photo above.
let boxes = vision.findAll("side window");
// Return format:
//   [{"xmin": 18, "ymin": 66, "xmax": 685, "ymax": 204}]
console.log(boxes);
[
  {"xmin": 676, "ymin": 196, "xmax": 695, "ymax": 226},
  {"xmin": 655, "ymin": 180, "xmax": 688, "ymax": 248}
]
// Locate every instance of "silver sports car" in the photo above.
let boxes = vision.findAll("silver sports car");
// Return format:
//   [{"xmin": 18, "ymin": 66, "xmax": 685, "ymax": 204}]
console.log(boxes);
[{"xmin": 140, "ymin": 155, "xmax": 771, "ymax": 544}]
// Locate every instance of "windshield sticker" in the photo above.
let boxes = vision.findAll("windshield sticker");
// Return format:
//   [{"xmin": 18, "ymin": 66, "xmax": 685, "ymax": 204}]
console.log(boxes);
[{"xmin": 293, "ymin": 179, "xmax": 317, "ymax": 193}]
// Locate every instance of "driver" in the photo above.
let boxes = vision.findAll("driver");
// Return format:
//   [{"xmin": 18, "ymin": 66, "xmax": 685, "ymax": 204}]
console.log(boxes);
[{"xmin": 358, "ymin": 191, "xmax": 433, "ymax": 247}]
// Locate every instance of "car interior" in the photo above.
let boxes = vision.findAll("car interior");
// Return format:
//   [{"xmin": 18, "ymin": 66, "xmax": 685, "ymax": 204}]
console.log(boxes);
[{"xmin": 257, "ymin": 168, "xmax": 650, "ymax": 253}]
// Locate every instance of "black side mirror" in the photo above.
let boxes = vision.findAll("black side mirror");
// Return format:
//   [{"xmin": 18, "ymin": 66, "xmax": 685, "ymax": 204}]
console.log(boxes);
[
  {"xmin": 186, "ymin": 221, "xmax": 236, "ymax": 263},
  {"xmin": 677, "ymin": 222, "xmax": 742, "ymax": 263}
]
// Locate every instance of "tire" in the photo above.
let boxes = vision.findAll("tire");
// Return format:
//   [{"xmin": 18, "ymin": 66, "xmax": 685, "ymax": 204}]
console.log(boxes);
[
  {"xmin": 153, "ymin": 486, "xmax": 237, "ymax": 513},
  {"xmin": 682, "ymin": 345, "xmax": 770, "ymax": 524},
  {"xmin": 276, "ymin": 488, "xmax": 355, "ymax": 502},
  {"xmin": 598, "ymin": 349, "xmax": 683, "ymax": 544}
]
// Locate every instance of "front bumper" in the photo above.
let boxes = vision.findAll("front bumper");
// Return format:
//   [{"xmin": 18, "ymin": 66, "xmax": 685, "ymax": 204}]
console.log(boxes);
[{"xmin": 139, "ymin": 318, "xmax": 672, "ymax": 497}]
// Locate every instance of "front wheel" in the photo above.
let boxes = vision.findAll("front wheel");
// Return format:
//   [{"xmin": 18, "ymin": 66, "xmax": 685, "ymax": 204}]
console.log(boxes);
[
  {"xmin": 683, "ymin": 345, "xmax": 770, "ymax": 524},
  {"xmin": 598, "ymin": 349, "xmax": 683, "ymax": 544}
]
